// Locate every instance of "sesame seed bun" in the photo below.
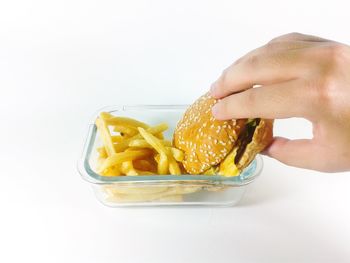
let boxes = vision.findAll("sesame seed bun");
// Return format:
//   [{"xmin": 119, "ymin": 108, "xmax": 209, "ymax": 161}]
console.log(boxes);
[{"xmin": 173, "ymin": 92, "xmax": 273, "ymax": 175}]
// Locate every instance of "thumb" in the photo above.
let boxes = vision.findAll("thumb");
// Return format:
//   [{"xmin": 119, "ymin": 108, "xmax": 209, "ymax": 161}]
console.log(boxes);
[{"xmin": 263, "ymin": 137, "xmax": 321, "ymax": 170}]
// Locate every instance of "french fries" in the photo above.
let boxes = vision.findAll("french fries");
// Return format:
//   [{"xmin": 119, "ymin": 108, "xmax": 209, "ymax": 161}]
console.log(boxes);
[
  {"xmin": 98, "ymin": 149, "xmax": 152, "ymax": 173},
  {"xmin": 121, "ymin": 161, "xmax": 138, "ymax": 176},
  {"xmin": 114, "ymin": 123, "xmax": 168, "ymax": 153},
  {"xmin": 93, "ymin": 112, "xmax": 207, "ymax": 203},
  {"xmin": 168, "ymin": 157, "xmax": 181, "ymax": 175},
  {"xmin": 97, "ymin": 147, "xmax": 107, "ymax": 158},
  {"xmin": 129, "ymin": 139, "xmax": 154, "ymax": 149},
  {"xmin": 94, "ymin": 112, "xmax": 184, "ymax": 176},
  {"xmin": 104, "ymin": 185, "xmax": 202, "ymax": 202},
  {"xmin": 103, "ymin": 166, "xmax": 122, "ymax": 176},
  {"xmin": 111, "ymin": 135, "xmax": 123, "ymax": 143},
  {"xmin": 138, "ymin": 127, "xmax": 182, "ymax": 175},
  {"xmin": 112, "ymin": 125, "xmax": 138, "ymax": 137},
  {"xmin": 169, "ymin": 147, "xmax": 184, "ymax": 162},
  {"xmin": 157, "ymin": 154, "xmax": 169, "ymax": 175},
  {"xmin": 95, "ymin": 117, "xmax": 115, "ymax": 156},
  {"xmin": 129, "ymin": 139, "xmax": 172, "ymax": 148},
  {"xmin": 133, "ymin": 159, "xmax": 157, "ymax": 172},
  {"xmin": 100, "ymin": 113, "xmax": 149, "ymax": 130}
]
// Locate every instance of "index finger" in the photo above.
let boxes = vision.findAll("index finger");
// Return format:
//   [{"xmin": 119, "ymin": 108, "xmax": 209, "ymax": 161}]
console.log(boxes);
[{"xmin": 212, "ymin": 79, "xmax": 314, "ymax": 120}]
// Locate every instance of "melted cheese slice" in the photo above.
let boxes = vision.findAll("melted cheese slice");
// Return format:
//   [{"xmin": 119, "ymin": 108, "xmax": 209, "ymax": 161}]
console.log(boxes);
[
  {"xmin": 218, "ymin": 147, "xmax": 239, "ymax": 177},
  {"xmin": 202, "ymin": 148, "xmax": 240, "ymax": 177}
]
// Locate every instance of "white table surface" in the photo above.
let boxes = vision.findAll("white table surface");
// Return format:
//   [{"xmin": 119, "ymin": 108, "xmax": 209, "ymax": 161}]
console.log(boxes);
[{"xmin": 1, "ymin": 0, "xmax": 350, "ymax": 262}]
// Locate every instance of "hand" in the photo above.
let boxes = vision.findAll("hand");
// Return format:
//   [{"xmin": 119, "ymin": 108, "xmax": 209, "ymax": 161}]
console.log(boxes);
[{"xmin": 210, "ymin": 33, "xmax": 350, "ymax": 172}]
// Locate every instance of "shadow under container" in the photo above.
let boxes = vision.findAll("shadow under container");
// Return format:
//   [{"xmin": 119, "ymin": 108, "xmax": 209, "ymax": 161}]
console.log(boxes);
[{"xmin": 78, "ymin": 105, "xmax": 263, "ymax": 207}]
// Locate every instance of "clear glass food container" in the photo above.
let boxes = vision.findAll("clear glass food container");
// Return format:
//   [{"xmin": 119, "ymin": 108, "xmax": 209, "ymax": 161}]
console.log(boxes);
[{"xmin": 77, "ymin": 105, "xmax": 263, "ymax": 207}]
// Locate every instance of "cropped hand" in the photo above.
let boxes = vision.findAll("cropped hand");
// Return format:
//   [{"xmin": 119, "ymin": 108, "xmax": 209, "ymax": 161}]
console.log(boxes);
[{"xmin": 211, "ymin": 33, "xmax": 350, "ymax": 172}]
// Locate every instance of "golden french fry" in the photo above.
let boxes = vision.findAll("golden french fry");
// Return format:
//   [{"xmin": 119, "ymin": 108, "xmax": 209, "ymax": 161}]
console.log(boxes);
[
  {"xmin": 98, "ymin": 149, "xmax": 152, "ymax": 172},
  {"xmin": 155, "ymin": 133, "xmax": 164, "ymax": 139},
  {"xmin": 114, "ymin": 123, "xmax": 168, "ymax": 152},
  {"xmin": 124, "ymin": 147, "xmax": 148, "ymax": 152},
  {"xmin": 100, "ymin": 111, "xmax": 149, "ymax": 137},
  {"xmin": 101, "ymin": 114, "xmax": 149, "ymax": 129},
  {"xmin": 111, "ymin": 135, "xmax": 123, "ymax": 143},
  {"xmin": 170, "ymin": 186, "xmax": 202, "ymax": 195},
  {"xmin": 168, "ymin": 157, "xmax": 181, "ymax": 175},
  {"xmin": 129, "ymin": 139, "xmax": 154, "ymax": 148},
  {"xmin": 129, "ymin": 139, "xmax": 172, "ymax": 148},
  {"xmin": 106, "ymin": 192, "xmax": 183, "ymax": 203},
  {"xmin": 154, "ymin": 154, "xmax": 160, "ymax": 163},
  {"xmin": 121, "ymin": 161, "xmax": 138, "ymax": 176},
  {"xmin": 112, "ymin": 125, "xmax": 138, "ymax": 136},
  {"xmin": 104, "ymin": 185, "xmax": 198, "ymax": 202},
  {"xmin": 95, "ymin": 117, "xmax": 115, "ymax": 156},
  {"xmin": 157, "ymin": 153, "xmax": 168, "ymax": 175},
  {"xmin": 96, "ymin": 156, "xmax": 106, "ymax": 171},
  {"xmin": 97, "ymin": 147, "xmax": 107, "ymax": 158},
  {"xmin": 101, "ymin": 112, "xmax": 148, "ymax": 138},
  {"xmin": 99, "ymin": 112, "xmax": 114, "ymax": 120},
  {"xmin": 138, "ymin": 127, "xmax": 170, "ymax": 174},
  {"xmin": 138, "ymin": 128, "xmax": 183, "ymax": 175},
  {"xmin": 134, "ymin": 170, "xmax": 155, "ymax": 175},
  {"xmin": 168, "ymin": 147, "xmax": 184, "ymax": 162},
  {"xmin": 144, "ymin": 123, "xmax": 168, "ymax": 135},
  {"xmin": 162, "ymin": 140, "xmax": 172, "ymax": 147},
  {"xmin": 133, "ymin": 159, "xmax": 157, "ymax": 172},
  {"xmin": 105, "ymin": 189, "xmax": 179, "ymax": 202},
  {"xmin": 138, "ymin": 128, "xmax": 168, "ymax": 154},
  {"xmin": 104, "ymin": 185, "xmax": 169, "ymax": 195},
  {"xmin": 145, "ymin": 157, "xmax": 159, "ymax": 170},
  {"xmin": 120, "ymin": 161, "xmax": 130, "ymax": 174},
  {"xmin": 154, "ymin": 154, "xmax": 180, "ymax": 175},
  {"xmin": 102, "ymin": 165, "xmax": 122, "ymax": 176}
]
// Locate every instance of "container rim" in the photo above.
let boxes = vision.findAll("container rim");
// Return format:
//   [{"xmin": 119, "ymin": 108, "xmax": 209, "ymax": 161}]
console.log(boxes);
[{"xmin": 77, "ymin": 105, "xmax": 263, "ymax": 186}]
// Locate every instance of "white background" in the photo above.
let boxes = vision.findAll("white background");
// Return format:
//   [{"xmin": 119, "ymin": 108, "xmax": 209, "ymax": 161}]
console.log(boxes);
[{"xmin": 1, "ymin": 0, "xmax": 350, "ymax": 262}]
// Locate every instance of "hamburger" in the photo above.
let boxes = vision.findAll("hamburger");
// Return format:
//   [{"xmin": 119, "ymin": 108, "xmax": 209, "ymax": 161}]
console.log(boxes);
[{"xmin": 173, "ymin": 92, "xmax": 273, "ymax": 176}]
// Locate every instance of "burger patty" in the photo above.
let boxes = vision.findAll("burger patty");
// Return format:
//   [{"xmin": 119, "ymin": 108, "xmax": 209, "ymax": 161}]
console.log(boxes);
[{"xmin": 234, "ymin": 118, "xmax": 261, "ymax": 165}]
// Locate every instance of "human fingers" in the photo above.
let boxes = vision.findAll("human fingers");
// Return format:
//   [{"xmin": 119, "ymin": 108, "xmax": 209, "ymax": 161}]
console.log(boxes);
[
  {"xmin": 211, "ymin": 79, "xmax": 313, "ymax": 120},
  {"xmin": 263, "ymin": 137, "xmax": 327, "ymax": 171}
]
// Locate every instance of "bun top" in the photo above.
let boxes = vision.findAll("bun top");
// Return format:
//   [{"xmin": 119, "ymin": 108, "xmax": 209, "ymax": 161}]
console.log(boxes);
[{"xmin": 173, "ymin": 92, "xmax": 245, "ymax": 174}]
